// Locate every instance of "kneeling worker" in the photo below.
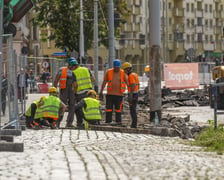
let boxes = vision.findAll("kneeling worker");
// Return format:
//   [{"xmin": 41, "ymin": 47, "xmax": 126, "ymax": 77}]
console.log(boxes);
[
  {"xmin": 34, "ymin": 87, "xmax": 66, "ymax": 129},
  {"xmin": 25, "ymin": 96, "xmax": 46, "ymax": 128},
  {"xmin": 74, "ymin": 90, "xmax": 101, "ymax": 129}
]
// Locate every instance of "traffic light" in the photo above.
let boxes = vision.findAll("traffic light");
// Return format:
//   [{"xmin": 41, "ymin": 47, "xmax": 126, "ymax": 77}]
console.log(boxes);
[{"xmin": 3, "ymin": 0, "xmax": 34, "ymax": 36}]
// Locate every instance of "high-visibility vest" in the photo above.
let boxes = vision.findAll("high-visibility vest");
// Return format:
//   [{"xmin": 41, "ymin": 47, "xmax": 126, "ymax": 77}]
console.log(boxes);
[
  {"xmin": 83, "ymin": 97, "xmax": 101, "ymax": 121},
  {"xmin": 128, "ymin": 72, "xmax": 139, "ymax": 93},
  {"xmin": 73, "ymin": 67, "xmax": 92, "ymax": 92},
  {"xmin": 25, "ymin": 100, "xmax": 39, "ymax": 117},
  {"xmin": 59, "ymin": 67, "xmax": 67, "ymax": 89},
  {"xmin": 107, "ymin": 68, "xmax": 126, "ymax": 93},
  {"xmin": 35, "ymin": 95, "xmax": 60, "ymax": 120}
]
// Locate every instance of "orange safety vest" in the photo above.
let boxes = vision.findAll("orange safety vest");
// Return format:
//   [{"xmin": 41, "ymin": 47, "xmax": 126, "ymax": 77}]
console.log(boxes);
[
  {"xmin": 59, "ymin": 67, "xmax": 67, "ymax": 89},
  {"xmin": 128, "ymin": 72, "xmax": 139, "ymax": 93},
  {"xmin": 107, "ymin": 68, "xmax": 126, "ymax": 93}
]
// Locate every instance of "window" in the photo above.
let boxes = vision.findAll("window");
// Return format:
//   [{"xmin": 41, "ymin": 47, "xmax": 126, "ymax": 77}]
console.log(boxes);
[
  {"xmin": 187, "ymin": 19, "xmax": 190, "ymax": 27},
  {"xmin": 169, "ymin": 18, "xmax": 172, "ymax": 25},
  {"xmin": 191, "ymin": 4, "xmax": 194, "ymax": 12},
  {"xmin": 198, "ymin": 33, "xmax": 202, "ymax": 42},
  {"xmin": 205, "ymin": 4, "xmax": 208, "ymax": 12},
  {"xmin": 210, "ymin": 35, "xmax": 213, "ymax": 42},
  {"xmin": 192, "ymin": 35, "xmax": 195, "ymax": 41},
  {"xmin": 205, "ymin": 35, "xmax": 208, "ymax": 42},
  {"xmin": 209, "ymin": 4, "xmax": 212, "ymax": 13},
  {"xmin": 210, "ymin": 19, "xmax": 213, "ymax": 27},
  {"xmin": 205, "ymin": 19, "xmax": 208, "ymax": 27},
  {"xmin": 187, "ymin": 3, "xmax": 189, "ymax": 12},
  {"xmin": 168, "ymin": 2, "xmax": 172, "ymax": 9},
  {"xmin": 169, "ymin": 34, "xmax": 172, "ymax": 41},
  {"xmin": 32, "ymin": 25, "xmax": 37, "ymax": 41},
  {"xmin": 197, "ymin": 17, "xmax": 202, "ymax": 26},
  {"xmin": 221, "ymin": 5, "xmax": 223, "ymax": 11},
  {"xmin": 191, "ymin": 19, "xmax": 194, "ymax": 26},
  {"xmin": 187, "ymin": 34, "xmax": 190, "ymax": 43}
]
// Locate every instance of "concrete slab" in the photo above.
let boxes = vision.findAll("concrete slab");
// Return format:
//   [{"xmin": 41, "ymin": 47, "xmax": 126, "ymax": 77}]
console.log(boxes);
[
  {"xmin": 0, "ymin": 135, "xmax": 14, "ymax": 142},
  {"xmin": 0, "ymin": 129, "xmax": 22, "ymax": 136},
  {"xmin": 0, "ymin": 142, "xmax": 24, "ymax": 152}
]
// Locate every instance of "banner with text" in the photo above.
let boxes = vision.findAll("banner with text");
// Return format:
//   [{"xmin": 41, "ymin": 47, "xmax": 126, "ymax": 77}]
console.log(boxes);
[{"xmin": 163, "ymin": 63, "xmax": 199, "ymax": 89}]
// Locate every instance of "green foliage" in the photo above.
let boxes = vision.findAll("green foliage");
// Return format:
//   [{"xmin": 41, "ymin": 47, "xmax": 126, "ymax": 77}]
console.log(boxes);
[
  {"xmin": 192, "ymin": 123, "xmax": 224, "ymax": 154},
  {"xmin": 32, "ymin": 0, "xmax": 130, "ymax": 54}
]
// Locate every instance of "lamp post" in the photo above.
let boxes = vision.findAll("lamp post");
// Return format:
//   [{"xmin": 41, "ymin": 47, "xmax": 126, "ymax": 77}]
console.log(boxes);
[{"xmin": 80, "ymin": 0, "xmax": 84, "ymax": 65}]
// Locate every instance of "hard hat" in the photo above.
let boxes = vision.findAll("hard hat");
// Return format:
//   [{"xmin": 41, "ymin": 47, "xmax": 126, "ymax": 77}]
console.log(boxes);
[
  {"xmin": 68, "ymin": 57, "xmax": 78, "ymax": 66},
  {"xmin": 145, "ymin": 65, "xmax": 150, "ymax": 72},
  {"xmin": 49, "ymin": 87, "xmax": 58, "ymax": 93},
  {"xmin": 113, "ymin": 59, "xmax": 121, "ymax": 67},
  {"xmin": 122, "ymin": 62, "xmax": 132, "ymax": 70},
  {"xmin": 87, "ymin": 90, "xmax": 97, "ymax": 99}
]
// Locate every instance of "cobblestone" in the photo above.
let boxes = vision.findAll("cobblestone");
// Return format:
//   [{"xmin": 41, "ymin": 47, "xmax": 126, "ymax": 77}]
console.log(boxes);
[{"xmin": 0, "ymin": 93, "xmax": 223, "ymax": 179}]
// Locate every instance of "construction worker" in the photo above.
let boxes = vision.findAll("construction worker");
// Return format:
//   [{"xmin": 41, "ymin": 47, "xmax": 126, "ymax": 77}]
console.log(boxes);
[
  {"xmin": 72, "ymin": 59, "xmax": 95, "ymax": 128},
  {"xmin": 25, "ymin": 96, "xmax": 46, "ymax": 128},
  {"xmin": 74, "ymin": 90, "xmax": 101, "ymax": 128},
  {"xmin": 144, "ymin": 65, "xmax": 150, "ymax": 94},
  {"xmin": 122, "ymin": 62, "xmax": 140, "ymax": 128},
  {"xmin": 34, "ymin": 87, "xmax": 66, "ymax": 129},
  {"xmin": 53, "ymin": 57, "xmax": 77, "ymax": 128},
  {"xmin": 99, "ymin": 59, "xmax": 129, "ymax": 124}
]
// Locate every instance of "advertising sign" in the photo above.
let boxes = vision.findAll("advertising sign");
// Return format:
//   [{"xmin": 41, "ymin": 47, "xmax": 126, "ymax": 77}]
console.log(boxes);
[{"xmin": 163, "ymin": 63, "xmax": 199, "ymax": 89}]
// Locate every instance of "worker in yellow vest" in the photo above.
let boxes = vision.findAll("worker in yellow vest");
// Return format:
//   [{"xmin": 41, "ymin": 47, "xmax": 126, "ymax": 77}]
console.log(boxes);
[
  {"xmin": 53, "ymin": 57, "xmax": 78, "ymax": 128},
  {"xmin": 25, "ymin": 96, "xmax": 46, "ymax": 128},
  {"xmin": 74, "ymin": 90, "xmax": 101, "ymax": 129},
  {"xmin": 72, "ymin": 59, "xmax": 95, "ymax": 128},
  {"xmin": 34, "ymin": 87, "xmax": 66, "ymax": 129}
]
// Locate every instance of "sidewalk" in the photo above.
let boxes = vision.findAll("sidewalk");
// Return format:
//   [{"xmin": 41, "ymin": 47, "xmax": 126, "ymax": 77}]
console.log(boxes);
[{"xmin": 0, "ymin": 94, "xmax": 223, "ymax": 179}]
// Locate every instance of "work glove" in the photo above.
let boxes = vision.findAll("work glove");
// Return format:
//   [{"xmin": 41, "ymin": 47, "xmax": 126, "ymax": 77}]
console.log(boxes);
[
  {"xmin": 99, "ymin": 93, "xmax": 104, "ymax": 101},
  {"xmin": 128, "ymin": 94, "xmax": 133, "ymax": 103}
]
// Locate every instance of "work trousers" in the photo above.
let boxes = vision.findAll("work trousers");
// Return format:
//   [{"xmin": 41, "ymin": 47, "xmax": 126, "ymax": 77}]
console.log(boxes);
[
  {"xmin": 129, "ymin": 93, "xmax": 138, "ymax": 128},
  {"xmin": 105, "ymin": 94, "xmax": 123, "ymax": 123},
  {"xmin": 75, "ymin": 90, "xmax": 89, "ymax": 126},
  {"xmin": 59, "ymin": 86, "xmax": 75, "ymax": 126}
]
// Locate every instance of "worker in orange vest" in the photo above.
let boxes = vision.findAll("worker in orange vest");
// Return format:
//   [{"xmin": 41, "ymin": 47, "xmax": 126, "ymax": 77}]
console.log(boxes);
[
  {"xmin": 99, "ymin": 59, "xmax": 129, "ymax": 124},
  {"xmin": 53, "ymin": 57, "xmax": 78, "ymax": 128},
  {"xmin": 122, "ymin": 62, "xmax": 140, "ymax": 128}
]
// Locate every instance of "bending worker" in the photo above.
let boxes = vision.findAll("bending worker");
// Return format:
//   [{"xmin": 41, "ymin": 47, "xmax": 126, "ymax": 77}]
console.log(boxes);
[
  {"xmin": 122, "ymin": 62, "xmax": 139, "ymax": 128},
  {"xmin": 53, "ymin": 57, "xmax": 77, "ymax": 128},
  {"xmin": 99, "ymin": 59, "xmax": 128, "ymax": 124},
  {"xmin": 72, "ymin": 58, "xmax": 95, "ymax": 128},
  {"xmin": 34, "ymin": 87, "xmax": 66, "ymax": 129},
  {"xmin": 25, "ymin": 96, "xmax": 45, "ymax": 128},
  {"xmin": 74, "ymin": 90, "xmax": 101, "ymax": 127}
]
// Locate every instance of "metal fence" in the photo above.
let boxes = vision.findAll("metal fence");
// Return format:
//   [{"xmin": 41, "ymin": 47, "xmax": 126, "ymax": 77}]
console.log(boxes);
[{"xmin": 0, "ymin": 34, "xmax": 20, "ymax": 130}]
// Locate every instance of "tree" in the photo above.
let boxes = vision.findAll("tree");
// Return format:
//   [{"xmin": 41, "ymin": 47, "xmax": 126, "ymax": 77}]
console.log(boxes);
[{"xmin": 32, "ymin": 0, "xmax": 130, "ymax": 56}]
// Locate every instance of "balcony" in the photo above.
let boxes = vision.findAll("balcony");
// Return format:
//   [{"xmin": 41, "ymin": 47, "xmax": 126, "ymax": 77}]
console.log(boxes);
[{"xmin": 173, "ymin": 8, "xmax": 184, "ymax": 17}]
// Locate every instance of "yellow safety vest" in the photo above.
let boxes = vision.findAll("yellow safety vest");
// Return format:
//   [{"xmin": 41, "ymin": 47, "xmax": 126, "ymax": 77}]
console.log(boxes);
[
  {"xmin": 83, "ymin": 97, "xmax": 101, "ymax": 121},
  {"xmin": 73, "ymin": 67, "xmax": 92, "ymax": 93},
  {"xmin": 35, "ymin": 95, "xmax": 60, "ymax": 120}
]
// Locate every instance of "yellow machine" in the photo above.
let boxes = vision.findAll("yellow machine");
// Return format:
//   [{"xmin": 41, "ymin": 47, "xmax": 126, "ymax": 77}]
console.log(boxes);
[{"xmin": 210, "ymin": 66, "xmax": 224, "ymax": 109}]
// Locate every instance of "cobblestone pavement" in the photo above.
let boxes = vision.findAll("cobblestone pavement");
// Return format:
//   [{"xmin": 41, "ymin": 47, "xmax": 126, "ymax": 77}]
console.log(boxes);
[
  {"xmin": 1, "ymin": 93, "xmax": 224, "ymax": 180},
  {"xmin": 0, "ymin": 129, "xmax": 224, "ymax": 179}
]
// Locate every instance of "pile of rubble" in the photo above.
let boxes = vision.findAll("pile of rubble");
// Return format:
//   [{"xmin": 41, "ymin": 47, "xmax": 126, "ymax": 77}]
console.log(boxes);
[{"xmin": 101, "ymin": 87, "xmax": 210, "ymax": 139}]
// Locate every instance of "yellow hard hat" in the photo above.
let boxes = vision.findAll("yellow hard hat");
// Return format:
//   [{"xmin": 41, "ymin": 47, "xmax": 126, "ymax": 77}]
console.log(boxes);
[
  {"xmin": 87, "ymin": 90, "xmax": 97, "ymax": 99},
  {"xmin": 145, "ymin": 65, "xmax": 150, "ymax": 72},
  {"xmin": 49, "ymin": 87, "xmax": 58, "ymax": 93},
  {"xmin": 122, "ymin": 62, "xmax": 132, "ymax": 70}
]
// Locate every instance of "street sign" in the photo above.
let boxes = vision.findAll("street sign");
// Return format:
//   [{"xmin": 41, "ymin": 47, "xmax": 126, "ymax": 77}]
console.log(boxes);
[{"xmin": 42, "ymin": 61, "xmax": 49, "ymax": 68}]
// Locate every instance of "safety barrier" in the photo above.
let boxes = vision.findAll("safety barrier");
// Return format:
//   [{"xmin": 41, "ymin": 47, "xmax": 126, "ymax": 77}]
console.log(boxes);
[{"xmin": 0, "ymin": 34, "xmax": 23, "ymax": 152}]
